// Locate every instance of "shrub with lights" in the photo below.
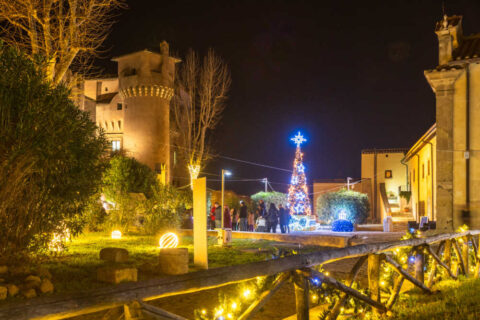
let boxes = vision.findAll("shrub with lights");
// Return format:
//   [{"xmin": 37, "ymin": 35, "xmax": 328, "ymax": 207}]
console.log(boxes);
[{"xmin": 316, "ymin": 189, "xmax": 369, "ymax": 225}]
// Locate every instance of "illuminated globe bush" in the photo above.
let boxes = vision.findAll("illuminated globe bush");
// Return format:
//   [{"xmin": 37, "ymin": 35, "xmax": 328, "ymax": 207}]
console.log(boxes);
[
  {"xmin": 331, "ymin": 219, "xmax": 354, "ymax": 232},
  {"xmin": 316, "ymin": 189, "xmax": 370, "ymax": 225}
]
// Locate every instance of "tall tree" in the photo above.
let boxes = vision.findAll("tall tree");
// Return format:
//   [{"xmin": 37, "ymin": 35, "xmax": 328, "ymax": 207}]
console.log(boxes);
[
  {"xmin": 0, "ymin": 0, "xmax": 125, "ymax": 86},
  {"xmin": 0, "ymin": 45, "xmax": 108, "ymax": 256},
  {"xmin": 172, "ymin": 49, "xmax": 231, "ymax": 186}
]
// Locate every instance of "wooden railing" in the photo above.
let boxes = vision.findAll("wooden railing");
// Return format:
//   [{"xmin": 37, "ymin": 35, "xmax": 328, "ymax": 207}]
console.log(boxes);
[{"xmin": 1, "ymin": 231, "xmax": 479, "ymax": 320}]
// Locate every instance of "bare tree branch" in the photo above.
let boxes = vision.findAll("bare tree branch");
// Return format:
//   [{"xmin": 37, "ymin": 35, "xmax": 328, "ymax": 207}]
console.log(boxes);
[
  {"xmin": 0, "ymin": 0, "xmax": 126, "ymax": 86},
  {"xmin": 172, "ymin": 49, "xmax": 231, "ymax": 185}
]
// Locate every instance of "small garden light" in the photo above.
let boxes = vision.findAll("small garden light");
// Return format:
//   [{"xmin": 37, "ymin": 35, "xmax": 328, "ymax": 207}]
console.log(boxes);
[
  {"xmin": 111, "ymin": 230, "xmax": 122, "ymax": 239},
  {"xmin": 159, "ymin": 232, "xmax": 179, "ymax": 248}
]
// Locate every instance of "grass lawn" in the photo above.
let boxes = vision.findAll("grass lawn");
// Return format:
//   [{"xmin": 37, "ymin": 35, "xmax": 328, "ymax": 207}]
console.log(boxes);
[
  {"xmin": 389, "ymin": 277, "xmax": 480, "ymax": 320},
  {"xmin": 25, "ymin": 232, "xmax": 320, "ymax": 295}
]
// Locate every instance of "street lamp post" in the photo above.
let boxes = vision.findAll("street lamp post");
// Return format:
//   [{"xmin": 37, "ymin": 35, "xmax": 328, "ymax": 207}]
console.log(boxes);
[{"xmin": 221, "ymin": 169, "xmax": 232, "ymax": 229}]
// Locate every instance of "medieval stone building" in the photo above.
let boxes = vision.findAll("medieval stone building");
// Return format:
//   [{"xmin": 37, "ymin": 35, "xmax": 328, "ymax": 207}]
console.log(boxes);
[
  {"xmin": 362, "ymin": 15, "xmax": 480, "ymax": 231},
  {"xmin": 80, "ymin": 41, "xmax": 180, "ymax": 184}
]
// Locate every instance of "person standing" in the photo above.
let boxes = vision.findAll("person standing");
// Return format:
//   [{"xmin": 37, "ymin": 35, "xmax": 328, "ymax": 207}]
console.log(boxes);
[
  {"xmin": 239, "ymin": 201, "xmax": 248, "ymax": 231},
  {"xmin": 279, "ymin": 204, "xmax": 290, "ymax": 233},
  {"xmin": 223, "ymin": 205, "xmax": 232, "ymax": 229},
  {"xmin": 247, "ymin": 210, "xmax": 255, "ymax": 231},
  {"xmin": 266, "ymin": 203, "xmax": 279, "ymax": 233},
  {"xmin": 209, "ymin": 202, "xmax": 219, "ymax": 229},
  {"xmin": 212, "ymin": 202, "xmax": 222, "ymax": 229},
  {"xmin": 230, "ymin": 208, "xmax": 237, "ymax": 230},
  {"xmin": 259, "ymin": 200, "xmax": 266, "ymax": 217}
]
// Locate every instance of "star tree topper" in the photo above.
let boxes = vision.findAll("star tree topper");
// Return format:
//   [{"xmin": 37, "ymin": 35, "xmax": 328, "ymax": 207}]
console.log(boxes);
[{"xmin": 291, "ymin": 132, "xmax": 307, "ymax": 147}]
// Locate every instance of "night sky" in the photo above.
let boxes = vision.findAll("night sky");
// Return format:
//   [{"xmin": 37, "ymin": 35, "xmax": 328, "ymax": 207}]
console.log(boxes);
[{"xmin": 99, "ymin": 0, "xmax": 480, "ymax": 195}]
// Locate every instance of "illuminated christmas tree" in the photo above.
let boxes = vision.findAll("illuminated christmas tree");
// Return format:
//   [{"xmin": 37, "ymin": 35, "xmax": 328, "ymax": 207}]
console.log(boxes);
[{"xmin": 288, "ymin": 132, "xmax": 312, "ymax": 215}]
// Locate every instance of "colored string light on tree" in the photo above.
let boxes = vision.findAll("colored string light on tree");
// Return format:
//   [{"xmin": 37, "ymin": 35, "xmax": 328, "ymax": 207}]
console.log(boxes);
[{"xmin": 288, "ymin": 131, "xmax": 312, "ymax": 216}]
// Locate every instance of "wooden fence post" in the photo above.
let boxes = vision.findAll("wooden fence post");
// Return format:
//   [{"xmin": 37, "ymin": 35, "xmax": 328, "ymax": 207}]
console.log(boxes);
[
  {"xmin": 415, "ymin": 248, "xmax": 425, "ymax": 284},
  {"xmin": 368, "ymin": 254, "xmax": 381, "ymax": 303},
  {"xmin": 453, "ymin": 239, "xmax": 467, "ymax": 275},
  {"xmin": 462, "ymin": 237, "xmax": 469, "ymax": 276},
  {"xmin": 294, "ymin": 271, "xmax": 309, "ymax": 320},
  {"xmin": 444, "ymin": 240, "xmax": 452, "ymax": 270}
]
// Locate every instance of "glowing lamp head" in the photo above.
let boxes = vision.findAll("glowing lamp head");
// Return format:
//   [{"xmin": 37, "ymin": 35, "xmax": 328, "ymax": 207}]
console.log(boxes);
[
  {"xmin": 159, "ymin": 232, "xmax": 179, "ymax": 248},
  {"xmin": 223, "ymin": 170, "xmax": 232, "ymax": 176},
  {"xmin": 111, "ymin": 230, "xmax": 122, "ymax": 239}
]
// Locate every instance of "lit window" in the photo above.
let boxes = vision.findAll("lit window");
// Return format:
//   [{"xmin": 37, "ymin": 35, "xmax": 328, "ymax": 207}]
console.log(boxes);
[
  {"xmin": 117, "ymin": 103, "xmax": 123, "ymax": 110},
  {"xmin": 112, "ymin": 140, "xmax": 121, "ymax": 151},
  {"xmin": 385, "ymin": 170, "xmax": 392, "ymax": 179}
]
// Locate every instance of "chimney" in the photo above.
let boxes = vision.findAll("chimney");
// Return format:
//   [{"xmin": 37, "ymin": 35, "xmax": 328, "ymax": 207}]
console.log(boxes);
[{"xmin": 435, "ymin": 15, "xmax": 463, "ymax": 65}]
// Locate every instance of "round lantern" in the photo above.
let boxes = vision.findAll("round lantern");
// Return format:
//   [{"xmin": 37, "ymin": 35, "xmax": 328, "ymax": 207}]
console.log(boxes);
[{"xmin": 159, "ymin": 232, "xmax": 179, "ymax": 248}]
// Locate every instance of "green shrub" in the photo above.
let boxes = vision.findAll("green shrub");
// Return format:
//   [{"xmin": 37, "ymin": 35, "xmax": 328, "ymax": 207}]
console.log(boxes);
[
  {"xmin": 101, "ymin": 156, "xmax": 157, "ymax": 231},
  {"xmin": 102, "ymin": 155, "xmax": 158, "ymax": 201},
  {"xmin": 143, "ymin": 184, "xmax": 192, "ymax": 234},
  {"xmin": 0, "ymin": 44, "xmax": 108, "ymax": 256},
  {"xmin": 316, "ymin": 189, "xmax": 370, "ymax": 224},
  {"xmin": 82, "ymin": 195, "xmax": 108, "ymax": 232},
  {"xmin": 251, "ymin": 191, "xmax": 288, "ymax": 211}
]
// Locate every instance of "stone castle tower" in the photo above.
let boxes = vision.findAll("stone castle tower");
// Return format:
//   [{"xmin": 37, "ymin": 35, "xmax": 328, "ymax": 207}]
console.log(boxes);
[{"xmin": 112, "ymin": 42, "xmax": 180, "ymax": 182}]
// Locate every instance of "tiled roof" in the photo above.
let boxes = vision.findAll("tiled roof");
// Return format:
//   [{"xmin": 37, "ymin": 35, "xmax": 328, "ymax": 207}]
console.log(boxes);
[
  {"xmin": 453, "ymin": 34, "xmax": 480, "ymax": 61},
  {"xmin": 96, "ymin": 92, "xmax": 118, "ymax": 104}
]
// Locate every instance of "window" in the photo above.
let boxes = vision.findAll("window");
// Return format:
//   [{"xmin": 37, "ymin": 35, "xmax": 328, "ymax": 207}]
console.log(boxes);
[
  {"xmin": 385, "ymin": 170, "xmax": 392, "ymax": 178},
  {"xmin": 117, "ymin": 103, "xmax": 123, "ymax": 110},
  {"xmin": 105, "ymin": 87, "xmax": 108, "ymax": 92},
  {"xmin": 112, "ymin": 140, "xmax": 121, "ymax": 151}
]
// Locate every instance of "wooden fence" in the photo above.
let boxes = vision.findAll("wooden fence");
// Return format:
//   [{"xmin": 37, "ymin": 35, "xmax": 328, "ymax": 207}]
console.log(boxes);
[{"xmin": 1, "ymin": 231, "xmax": 479, "ymax": 320}]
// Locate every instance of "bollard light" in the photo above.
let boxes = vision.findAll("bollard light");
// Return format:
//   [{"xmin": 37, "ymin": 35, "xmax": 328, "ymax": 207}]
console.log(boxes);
[{"xmin": 111, "ymin": 230, "xmax": 122, "ymax": 239}]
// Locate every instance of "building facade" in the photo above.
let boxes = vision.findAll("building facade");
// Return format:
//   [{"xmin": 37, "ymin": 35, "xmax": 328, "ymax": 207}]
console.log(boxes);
[
  {"xmin": 360, "ymin": 149, "xmax": 410, "ymax": 223},
  {"xmin": 80, "ymin": 42, "xmax": 180, "ymax": 183},
  {"xmin": 404, "ymin": 125, "xmax": 436, "ymax": 223},
  {"xmin": 362, "ymin": 15, "xmax": 480, "ymax": 231},
  {"xmin": 423, "ymin": 15, "xmax": 480, "ymax": 231}
]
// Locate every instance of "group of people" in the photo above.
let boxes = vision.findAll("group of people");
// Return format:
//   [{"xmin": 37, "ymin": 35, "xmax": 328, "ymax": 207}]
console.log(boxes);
[{"xmin": 209, "ymin": 200, "xmax": 292, "ymax": 233}]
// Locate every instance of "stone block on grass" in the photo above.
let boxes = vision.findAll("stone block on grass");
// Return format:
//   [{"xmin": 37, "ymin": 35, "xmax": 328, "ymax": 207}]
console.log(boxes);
[
  {"xmin": 158, "ymin": 248, "xmax": 189, "ymax": 275},
  {"xmin": 97, "ymin": 267, "xmax": 137, "ymax": 284},
  {"xmin": 6, "ymin": 284, "xmax": 19, "ymax": 297},
  {"xmin": 39, "ymin": 279, "xmax": 54, "ymax": 294},
  {"xmin": 99, "ymin": 247, "xmax": 129, "ymax": 263},
  {"xmin": 21, "ymin": 288, "xmax": 36, "ymax": 299}
]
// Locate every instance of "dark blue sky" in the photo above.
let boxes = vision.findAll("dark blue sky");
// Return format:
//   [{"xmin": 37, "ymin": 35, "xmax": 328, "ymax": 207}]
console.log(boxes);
[{"xmin": 99, "ymin": 0, "xmax": 480, "ymax": 195}]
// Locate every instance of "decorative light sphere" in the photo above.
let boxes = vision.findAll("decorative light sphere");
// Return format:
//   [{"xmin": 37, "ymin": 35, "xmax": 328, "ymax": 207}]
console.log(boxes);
[
  {"xmin": 159, "ymin": 232, "xmax": 179, "ymax": 248},
  {"xmin": 111, "ymin": 230, "xmax": 122, "ymax": 239}
]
